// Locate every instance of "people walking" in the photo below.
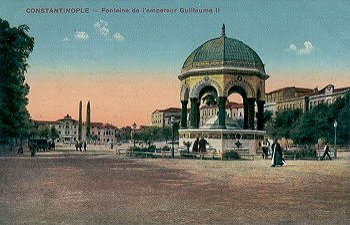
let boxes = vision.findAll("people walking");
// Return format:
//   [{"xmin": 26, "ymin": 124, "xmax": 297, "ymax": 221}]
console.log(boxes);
[
  {"xmin": 262, "ymin": 138, "xmax": 270, "ymax": 159},
  {"xmin": 199, "ymin": 137, "xmax": 207, "ymax": 153},
  {"xmin": 83, "ymin": 141, "xmax": 87, "ymax": 151},
  {"xmin": 192, "ymin": 138, "xmax": 199, "ymax": 152},
  {"xmin": 271, "ymin": 139, "xmax": 284, "ymax": 167},
  {"xmin": 79, "ymin": 142, "xmax": 83, "ymax": 151},
  {"xmin": 321, "ymin": 142, "xmax": 332, "ymax": 160}
]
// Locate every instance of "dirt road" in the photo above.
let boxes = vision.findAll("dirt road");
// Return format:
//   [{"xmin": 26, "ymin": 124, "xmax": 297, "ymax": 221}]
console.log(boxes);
[{"xmin": 0, "ymin": 150, "xmax": 349, "ymax": 224}]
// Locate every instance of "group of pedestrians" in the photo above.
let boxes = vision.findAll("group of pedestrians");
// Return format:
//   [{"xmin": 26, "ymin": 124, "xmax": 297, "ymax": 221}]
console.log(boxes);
[
  {"xmin": 262, "ymin": 138, "xmax": 333, "ymax": 167},
  {"xmin": 75, "ymin": 140, "xmax": 87, "ymax": 151},
  {"xmin": 192, "ymin": 137, "xmax": 208, "ymax": 153}
]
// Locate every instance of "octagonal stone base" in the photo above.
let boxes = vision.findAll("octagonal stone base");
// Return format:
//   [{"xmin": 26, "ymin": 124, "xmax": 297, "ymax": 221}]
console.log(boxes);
[{"xmin": 179, "ymin": 129, "xmax": 265, "ymax": 154}]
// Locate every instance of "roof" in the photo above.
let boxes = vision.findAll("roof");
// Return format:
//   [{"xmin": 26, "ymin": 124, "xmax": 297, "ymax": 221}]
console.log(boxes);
[
  {"xmin": 311, "ymin": 85, "xmax": 350, "ymax": 96},
  {"xmin": 153, "ymin": 107, "xmax": 181, "ymax": 114},
  {"xmin": 181, "ymin": 26, "xmax": 265, "ymax": 74},
  {"xmin": 200, "ymin": 102, "xmax": 243, "ymax": 109},
  {"xmin": 35, "ymin": 120, "xmax": 58, "ymax": 125},
  {"xmin": 266, "ymin": 86, "xmax": 313, "ymax": 95},
  {"xmin": 90, "ymin": 122, "xmax": 104, "ymax": 128}
]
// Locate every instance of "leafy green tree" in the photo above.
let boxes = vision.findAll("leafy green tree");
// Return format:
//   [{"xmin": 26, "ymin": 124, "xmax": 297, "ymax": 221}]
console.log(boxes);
[
  {"xmin": 337, "ymin": 104, "xmax": 350, "ymax": 145},
  {"xmin": 202, "ymin": 94, "xmax": 217, "ymax": 106},
  {"xmin": 78, "ymin": 101, "xmax": 82, "ymax": 141},
  {"xmin": 291, "ymin": 92, "xmax": 350, "ymax": 145},
  {"xmin": 332, "ymin": 91, "xmax": 350, "ymax": 145},
  {"xmin": 50, "ymin": 126, "xmax": 59, "ymax": 140},
  {"xmin": 291, "ymin": 110, "xmax": 318, "ymax": 145},
  {"xmin": 86, "ymin": 101, "xmax": 91, "ymax": 140},
  {"xmin": 269, "ymin": 109, "xmax": 302, "ymax": 149},
  {"xmin": 38, "ymin": 126, "xmax": 50, "ymax": 139},
  {"xmin": 264, "ymin": 110, "xmax": 273, "ymax": 133},
  {"xmin": 0, "ymin": 19, "xmax": 34, "ymax": 144}
]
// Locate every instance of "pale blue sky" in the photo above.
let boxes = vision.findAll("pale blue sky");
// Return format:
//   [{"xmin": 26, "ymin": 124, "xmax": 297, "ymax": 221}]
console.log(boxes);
[
  {"xmin": 1, "ymin": 0, "xmax": 350, "ymax": 84},
  {"xmin": 2, "ymin": 0, "xmax": 350, "ymax": 125}
]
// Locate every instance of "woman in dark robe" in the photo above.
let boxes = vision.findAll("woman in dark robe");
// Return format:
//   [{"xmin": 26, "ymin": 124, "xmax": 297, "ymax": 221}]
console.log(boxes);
[
  {"xmin": 192, "ymin": 138, "xmax": 199, "ymax": 152},
  {"xmin": 271, "ymin": 139, "xmax": 284, "ymax": 167}
]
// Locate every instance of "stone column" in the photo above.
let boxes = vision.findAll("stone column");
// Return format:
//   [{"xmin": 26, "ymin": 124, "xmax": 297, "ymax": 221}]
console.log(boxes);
[
  {"xmin": 180, "ymin": 100, "xmax": 188, "ymax": 129},
  {"xmin": 218, "ymin": 96, "xmax": 227, "ymax": 129},
  {"xmin": 197, "ymin": 102, "xmax": 200, "ymax": 128},
  {"xmin": 190, "ymin": 98, "xmax": 199, "ymax": 129},
  {"xmin": 257, "ymin": 100, "xmax": 265, "ymax": 130},
  {"xmin": 243, "ymin": 100, "xmax": 248, "ymax": 129},
  {"xmin": 246, "ymin": 98, "xmax": 256, "ymax": 130}
]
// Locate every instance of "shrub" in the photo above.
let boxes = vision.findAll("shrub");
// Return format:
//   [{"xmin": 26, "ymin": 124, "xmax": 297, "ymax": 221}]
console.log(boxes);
[
  {"xmin": 183, "ymin": 141, "xmax": 192, "ymax": 153},
  {"xmin": 222, "ymin": 150, "xmax": 240, "ymax": 160},
  {"xmin": 162, "ymin": 145, "xmax": 171, "ymax": 152},
  {"xmin": 284, "ymin": 147, "xmax": 318, "ymax": 159},
  {"xmin": 127, "ymin": 146, "xmax": 155, "ymax": 153}
]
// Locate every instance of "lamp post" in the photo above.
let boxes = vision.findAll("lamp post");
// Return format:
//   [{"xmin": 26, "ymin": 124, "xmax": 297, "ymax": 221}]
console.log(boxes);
[
  {"xmin": 171, "ymin": 116, "xmax": 175, "ymax": 159},
  {"xmin": 132, "ymin": 122, "xmax": 137, "ymax": 155},
  {"xmin": 334, "ymin": 120, "xmax": 337, "ymax": 159}
]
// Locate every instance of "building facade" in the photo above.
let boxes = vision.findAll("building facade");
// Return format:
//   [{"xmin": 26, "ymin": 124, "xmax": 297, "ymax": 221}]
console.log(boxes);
[
  {"xmin": 35, "ymin": 114, "xmax": 118, "ymax": 144},
  {"xmin": 265, "ymin": 84, "xmax": 350, "ymax": 115},
  {"xmin": 151, "ymin": 108, "xmax": 182, "ymax": 127},
  {"xmin": 199, "ymin": 102, "xmax": 244, "ymax": 126}
]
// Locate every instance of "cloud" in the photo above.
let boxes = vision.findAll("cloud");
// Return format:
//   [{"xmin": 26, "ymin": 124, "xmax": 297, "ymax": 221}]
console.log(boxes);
[
  {"xmin": 74, "ymin": 31, "xmax": 89, "ymax": 41},
  {"xmin": 287, "ymin": 41, "xmax": 314, "ymax": 55},
  {"xmin": 94, "ymin": 20, "xmax": 109, "ymax": 37},
  {"xmin": 62, "ymin": 37, "xmax": 71, "ymax": 42},
  {"xmin": 113, "ymin": 32, "xmax": 125, "ymax": 41}
]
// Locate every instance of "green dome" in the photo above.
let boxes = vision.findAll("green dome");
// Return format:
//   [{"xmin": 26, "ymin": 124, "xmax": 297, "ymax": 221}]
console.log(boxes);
[{"xmin": 181, "ymin": 33, "xmax": 265, "ymax": 74}]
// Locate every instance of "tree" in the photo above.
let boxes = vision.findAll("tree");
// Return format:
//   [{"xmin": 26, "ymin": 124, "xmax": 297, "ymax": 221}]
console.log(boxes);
[
  {"xmin": 264, "ymin": 110, "xmax": 273, "ymax": 133},
  {"xmin": 38, "ymin": 126, "xmax": 50, "ymax": 139},
  {"xmin": 78, "ymin": 101, "xmax": 82, "ymax": 141},
  {"xmin": 290, "ymin": 93, "xmax": 350, "ymax": 146},
  {"xmin": 337, "ymin": 104, "xmax": 350, "ymax": 145},
  {"xmin": 86, "ymin": 101, "xmax": 91, "ymax": 141},
  {"xmin": 269, "ymin": 109, "xmax": 302, "ymax": 149},
  {"xmin": 50, "ymin": 126, "xmax": 59, "ymax": 140},
  {"xmin": 0, "ymin": 19, "xmax": 34, "ymax": 145},
  {"xmin": 202, "ymin": 94, "xmax": 217, "ymax": 106},
  {"xmin": 332, "ymin": 91, "xmax": 350, "ymax": 145}
]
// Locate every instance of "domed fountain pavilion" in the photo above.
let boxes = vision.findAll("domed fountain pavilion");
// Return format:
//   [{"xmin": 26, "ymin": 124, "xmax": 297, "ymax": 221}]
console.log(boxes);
[{"xmin": 178, "ymin": 24, "xmax": 269, "ymax": 154}]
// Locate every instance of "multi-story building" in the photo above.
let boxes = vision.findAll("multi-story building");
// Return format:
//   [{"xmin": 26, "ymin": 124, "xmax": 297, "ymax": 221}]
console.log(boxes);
[
  {"xmin": 35, "ymin": 114, "xmax": 118, "ymax": 144},
  {"xmin": 199, "ymin": 102, "xmax": 244, "ymax": 126},
  {"xmin": 151, "ymin": 107, "xmax": 182, "ymax": 127},
  {"xmin": 265, "ymin": 84, "xmax": 350, "ymax": 115},
  {"xmin": 152, "ymin": 102, "xmax": 244, "ymax": 128}
]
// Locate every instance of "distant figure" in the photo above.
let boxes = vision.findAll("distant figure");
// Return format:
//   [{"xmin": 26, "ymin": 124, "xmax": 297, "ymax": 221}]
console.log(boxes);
[
  {"xmin": 192, "ymin": 138, "xmax": 199, "ymax": 152},
  {"xmin": 17, "ymin": 146, "xmax": 23, "ymax": 155},
  {"xmin": 51, "ymin": 141, "xmax": 55, "ymax": 150},
  {"xmin": 199, "ymin": 137, "xmax": 207, "ymax": 153},
  {"xmin": 79, "ymin": 142, "xmax": 83, "ymax": 151},
  {"xmin": 75, "ymin": 141, "xmax": 79, "ymax": 151},
  {"xmin": 271, "ymin": 139, "xmax": 284, "ymax": 167},
  {"xmin": 29, "ymin": 141, "xmax": 36, "ymax": 157},
  {"xmin": 321, "ymin": 143, "xmax": 332, "ymax": 160},
  {"xmin": 262, "ymin": 139, "xmax": 270, "ymax": 159},
  {"xmin": 110, "ymin": 142, "xmax": 113, "ymax": 150},
  {"xmin": 83, "ymin": 141, "xmax": 87, "ymax": 151}
]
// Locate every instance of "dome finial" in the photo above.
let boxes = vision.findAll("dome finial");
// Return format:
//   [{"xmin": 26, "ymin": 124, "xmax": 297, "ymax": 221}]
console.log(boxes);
[{"xmin": 221, "ymin": 24, "xmax": 225, "ymax": 37}]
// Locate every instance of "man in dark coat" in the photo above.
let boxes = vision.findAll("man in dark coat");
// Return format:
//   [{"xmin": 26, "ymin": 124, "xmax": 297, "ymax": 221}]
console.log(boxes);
[
  {"xmin": 321, "ymin": 143, "xmax": 332, "ymax": 160},
  {"xmin": 262, "ymin": 138, "xmax": 270, "ymax": 159},
  {"xmin": 192, "ymin": 138, "xmax": 199, "ymax": 152},
  {"xmin": 271, "ymin": 139, "xmax": 284, "ymax": 167},
  {"xmin": 198, "ymin": 137, "xmax": 207, "ymax": 153}
]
